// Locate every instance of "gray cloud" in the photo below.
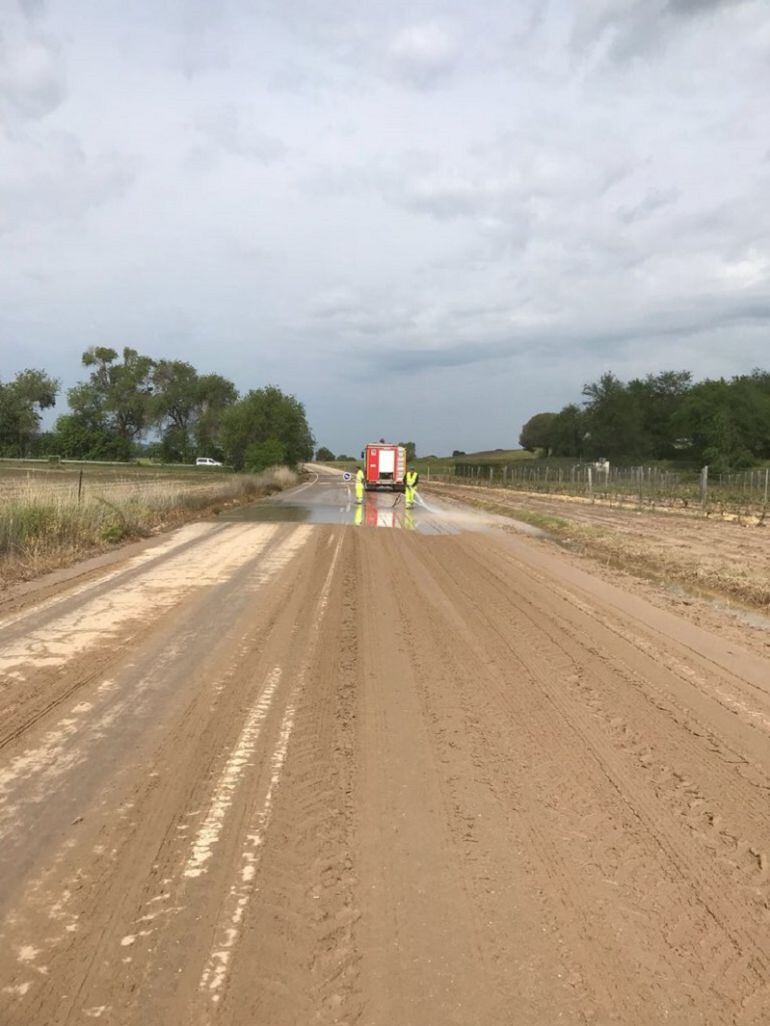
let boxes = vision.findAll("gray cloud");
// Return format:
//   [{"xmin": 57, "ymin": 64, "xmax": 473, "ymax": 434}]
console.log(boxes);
[
  {"xmin": 194, "ymin": 104, "xmax": 287, "ymax": 163},
  {"xmin": 667, "ymin": 0, "xmax": 745, "ymax": 13},
  {"xmin": 2, "ymin": 0, "xmax": 770, "ymax": 455},
  {"xmin": 0, "ymin": 131, "xmax": 136, "ymax": 234},
  {"xmin": 385, "ymin": 22, "xmax": 461, "ymax": 89},
  {"xmin": 0, "ymin": 28, "xmax": 65, "ymax": 120},
  {"xmin": 618, "ymin": 187, "xmax": 679, "ymax": 224}
]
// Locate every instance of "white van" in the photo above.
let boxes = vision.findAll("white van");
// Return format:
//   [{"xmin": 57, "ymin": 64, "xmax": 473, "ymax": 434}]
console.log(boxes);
[{"xmin": 195, "ymin": 457, "xmax": 222, "ymax": 467}]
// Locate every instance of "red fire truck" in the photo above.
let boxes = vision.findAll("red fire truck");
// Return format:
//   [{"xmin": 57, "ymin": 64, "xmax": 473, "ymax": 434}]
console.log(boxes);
[{"xmin": 364, "ymin": 443, "xmax": 407, "ymax": 491}]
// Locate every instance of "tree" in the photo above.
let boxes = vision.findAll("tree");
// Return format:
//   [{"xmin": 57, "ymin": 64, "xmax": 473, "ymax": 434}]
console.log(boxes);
[
  {"xmin": 52, "ymin": 411, "xmax": 132, "ymax": 461},
  {"xmin": 0, "ymin": 369, "xmax": 59, "ymax": 456},
  {"xmin": 315, "ymin": 446, "xmax": 335, "ymax": 461},
  {"xmin": 519, "ymin": 412, "xmax": 557, "ymax": 453},
  {"xmin": 81, "ymin": 346, "xmax": 155, "ymax": 442},
  {"xmin": 220, "ymin": 386, "xmax": 314, "ymax": 470},
  {"xmin": 673, "ymin": 375, "xmax": 770, "ymax": 469},
  {"xmin": 61, "ymin": 347, "xmax": 155, "ymax": 459},
  {"xmin": 625, "ymin": 370, "xmax": 692, "ymax": 459},
  {"xmin": 399, "ymin": 440, "xmax": 417, "ymax": 461},
  {"xmin": 581, "ymin": 372, "xmax": 646, "ymax": 459},
  {"xmin": 245, "ymin": 438, "xmax": 287, "ymax": 472},
  {"xmin": 194, "ymin": 374, "xmax": 238, "ymax": 459},
  {"xmin": 546, "ymin": 404, "xmax": 587, "ymax": 457},
  {"xmin": 151, "ymin": 361, "xmax": 237, "ymax": 462}
]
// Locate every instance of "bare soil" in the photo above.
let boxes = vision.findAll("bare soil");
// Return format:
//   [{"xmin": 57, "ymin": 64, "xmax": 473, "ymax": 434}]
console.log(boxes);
[
  {"xmin": 427, "ymin": 480, "xmax": 770, "ymax": 651},
  {"xmin": 2, "ymin": 489, "xmax": 770, "ymax": 1024}
]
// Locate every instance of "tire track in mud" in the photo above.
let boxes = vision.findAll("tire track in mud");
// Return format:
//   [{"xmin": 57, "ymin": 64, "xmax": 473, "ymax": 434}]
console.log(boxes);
[
  {"xmin": 0, "ymin": 523, "xmax": 303, "ymax": 751},
  {"xmin": 398, "ymin": 531, "xmax": 770, "ymax": 1023},
  {"xmin": 3, "ymin": 496, "xmax": 770, "ymax": 1025},
  {"xmin": 0, "ymin": 525, "xmax": 321, "ymax": 1022},
  {"xmin": 350, "ymin": 531, "xmax": 501, "ymax": 1026},
  {"xmin": 209, "ymin": 530, "xmax": 360, "ymax": 1026}
]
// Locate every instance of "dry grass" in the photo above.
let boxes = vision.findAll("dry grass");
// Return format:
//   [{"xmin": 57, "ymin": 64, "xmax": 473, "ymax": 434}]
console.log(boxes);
[{"xmin": 0, "ymin": 466, "xmax": 297, "ymax": 587}]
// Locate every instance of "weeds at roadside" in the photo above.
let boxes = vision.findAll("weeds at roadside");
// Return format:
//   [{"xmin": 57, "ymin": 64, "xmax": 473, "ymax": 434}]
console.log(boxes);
[{"xmin": 0, "ymin": 466, "xmax": 297, "ymax": 587}]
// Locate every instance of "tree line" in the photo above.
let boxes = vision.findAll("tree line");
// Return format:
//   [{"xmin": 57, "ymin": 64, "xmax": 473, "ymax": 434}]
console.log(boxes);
[
  {"xmin": 519, "ymin": 369, "xmax": 770, "ymax": 471},
  {"xmin": 0, "ymin": 347, "xmax": 315, "ymax": 471}
]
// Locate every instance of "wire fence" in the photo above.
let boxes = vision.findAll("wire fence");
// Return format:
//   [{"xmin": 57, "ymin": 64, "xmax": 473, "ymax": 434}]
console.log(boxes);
[
  {"xmin": 0, "ymin": 463, "xmax": 231, "ymax": 507},
  {"xmin": 433, "ymin": 461, "xmax": 770, "ymax": 517}
]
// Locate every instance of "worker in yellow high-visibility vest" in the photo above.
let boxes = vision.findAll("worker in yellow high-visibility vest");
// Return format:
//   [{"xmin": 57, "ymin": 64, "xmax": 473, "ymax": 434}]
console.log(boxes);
[
  {"xmin": 404, "ymin": 467, "xmax": 419, "ymax": 509},
  {"xmin": 355, "ymin": 466, "xmax": 365, "ymax": 504}
]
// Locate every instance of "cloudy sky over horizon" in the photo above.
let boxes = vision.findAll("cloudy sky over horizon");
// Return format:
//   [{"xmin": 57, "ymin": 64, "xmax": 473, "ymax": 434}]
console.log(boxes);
[{"xmin": 2, "ymin": 0, "xmax": 770, "ymax": 455}]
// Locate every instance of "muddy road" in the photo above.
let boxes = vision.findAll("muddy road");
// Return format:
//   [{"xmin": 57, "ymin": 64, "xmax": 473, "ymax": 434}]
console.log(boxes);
[{"xmin": 2, "ymin": 469, "xmax": 770, "ymax": 1025}]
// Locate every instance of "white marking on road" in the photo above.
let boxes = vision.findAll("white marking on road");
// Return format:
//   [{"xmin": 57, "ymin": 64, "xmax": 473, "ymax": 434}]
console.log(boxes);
[
  {"xmin": 200, "ymin": 695, "xmax": 298, "ymax": 1002},
  {"xmin": 0, "ymin": 529, "xmax": 313, "ymax": 840},
  {"xmin": 286, "ymin": 472, "xmax": 319, "ymax": 496},
  {"xmin": 183, "ymin": 667, "xmax": 283, "ymax": 879},
  {"xmin": 0, "ymin": 523, "xmax": 215, "ymax": 632},
  {"xmin": 0, "ymin": 524, "xmax": 285, "ymax": 682},
  {"xmin": 198, "ymin": 533, "xmax": 344, "ymax": 1005},
  {"xmin": 3, "ymin": 982, "xmax": 31, "ymax": 997}
]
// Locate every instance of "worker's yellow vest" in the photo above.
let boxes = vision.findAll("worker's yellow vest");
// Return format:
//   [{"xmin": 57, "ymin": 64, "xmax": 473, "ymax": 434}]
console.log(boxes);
[{"xmin": 405, "ymin": 471, "xmax": 418, "ymax": 487}]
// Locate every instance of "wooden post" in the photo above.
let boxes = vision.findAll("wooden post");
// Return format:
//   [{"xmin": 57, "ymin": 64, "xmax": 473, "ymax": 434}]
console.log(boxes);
[
  {"xmin": 77, "ymin": 468, "xmax": 84, "ymax": 504},
  {"xmin": 700, "ymin": 465, "xmax": 709, "ymax": 509},
  {"xmin": 587, "ymin": 466, "xmax": 593, "ymax": 498}
]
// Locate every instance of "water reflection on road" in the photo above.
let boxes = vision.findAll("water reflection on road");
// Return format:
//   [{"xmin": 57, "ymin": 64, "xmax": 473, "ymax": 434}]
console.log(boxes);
[{"xmin": 219, "ymin": 479, "xmax": 453, "ymax": 534}]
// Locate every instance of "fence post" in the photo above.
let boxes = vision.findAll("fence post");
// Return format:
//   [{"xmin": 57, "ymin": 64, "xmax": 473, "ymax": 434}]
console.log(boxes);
[
  {"xmin": 764, "ymin": 467, "xmax": 769, "ymax": 507},
  {"xmin": 587, "ymin": 466, "xmax": 593, "ymax": 499},
  {"xmin": 700, "ymin": 465, "xmax": 709, "ymax": 509},
  {"xmin": 77, "ymin": 468, "xmax": 84, "ymax": 504},
  {"xmin": 489, "ymin": 466, "xmax": 494, "ymax": 484}
]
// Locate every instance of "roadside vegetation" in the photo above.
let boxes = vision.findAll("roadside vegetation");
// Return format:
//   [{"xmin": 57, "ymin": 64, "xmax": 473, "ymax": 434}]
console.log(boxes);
[
  {"xmin": 0, "ymin": 348, "xmax": 314, "ymax": 471},
  {"xmin": 0, "ymin": 464, "xmax": 297, "ymax": 587},
  {"xmin": 519, "ymin": 368, "xmax": 770, "ymax": 471}
]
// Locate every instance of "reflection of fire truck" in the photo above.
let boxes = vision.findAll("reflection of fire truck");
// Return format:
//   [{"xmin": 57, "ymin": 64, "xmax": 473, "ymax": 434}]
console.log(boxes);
[{"xmin": 364, "ymin": 443, "xmax": 406, "ymax": 491}]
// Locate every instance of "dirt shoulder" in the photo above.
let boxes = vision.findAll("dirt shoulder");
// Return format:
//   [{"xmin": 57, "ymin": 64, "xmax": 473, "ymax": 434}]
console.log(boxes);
[
  {"xmin": 0, "ymin": 468, "xmax": 299, "ymax": 592},
  {"xmin": 426, "ymin": 480, "xmax": 770, "ymax": 660}
]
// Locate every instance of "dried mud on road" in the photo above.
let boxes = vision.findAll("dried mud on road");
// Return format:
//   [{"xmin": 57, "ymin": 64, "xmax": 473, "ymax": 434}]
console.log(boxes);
[
  {"xmin": 2, "ymin": 500, "xmax": 770, "ymax": 1024},
  {"xmin": 428, "ymin": 480, "xmax": 770, "ymax": 654}
]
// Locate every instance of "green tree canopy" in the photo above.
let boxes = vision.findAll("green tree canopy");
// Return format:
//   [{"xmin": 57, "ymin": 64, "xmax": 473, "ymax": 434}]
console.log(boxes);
[
  {"xmin": 221, "ymin": 386, "xmax": 314, "ymax": 470},
  {"xmin": 0, "ymin": 369, "xmax": 59, "ymax": 456},
  {"xmin": 518, "ymin": 412, "xmax": 557, "ymax": 453},
  {"xmin": 315, "ymin": 446, "xmax": 335, "ymax": 461},
  {"xmin": 245, "ymin": 438, "xmax": 287, "ymax": 472},
  {"xmin": 151, "ymin": 361, "xmax": 237, "ymax": 461},
  {"xmin": 56, "ymin": 347, "xmax": 154, "ymax": 460}
]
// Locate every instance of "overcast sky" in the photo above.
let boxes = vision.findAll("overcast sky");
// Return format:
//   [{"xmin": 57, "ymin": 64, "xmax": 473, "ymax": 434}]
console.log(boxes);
[{"xmin": 2, "ymin": 0, "xmax": 769, "ymax": 455}]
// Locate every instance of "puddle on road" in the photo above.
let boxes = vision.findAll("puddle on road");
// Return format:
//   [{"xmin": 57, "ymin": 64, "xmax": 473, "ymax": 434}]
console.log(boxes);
[{"xmin": 219, "ymin": 491, "xmax": 456, "ymax": 534}]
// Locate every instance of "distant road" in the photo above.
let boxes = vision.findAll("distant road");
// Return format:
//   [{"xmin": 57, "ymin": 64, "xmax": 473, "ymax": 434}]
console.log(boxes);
[{"xmin": 2, "ymin": 469, "xmax": 770, "ymax": 1024}]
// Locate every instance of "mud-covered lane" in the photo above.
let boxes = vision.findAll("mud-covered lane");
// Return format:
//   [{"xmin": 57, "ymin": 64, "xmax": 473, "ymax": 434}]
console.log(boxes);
[{"xmin": 2, "ymin": 474, "xmax": 770, "ymax": 1025}]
